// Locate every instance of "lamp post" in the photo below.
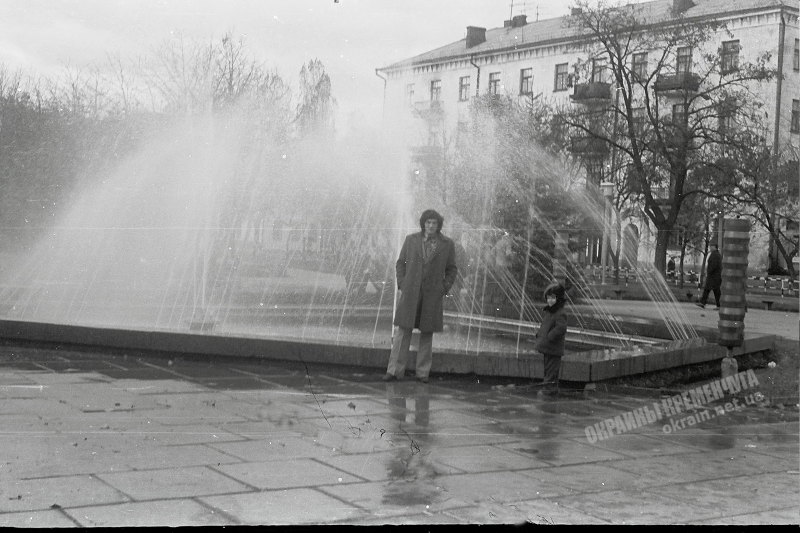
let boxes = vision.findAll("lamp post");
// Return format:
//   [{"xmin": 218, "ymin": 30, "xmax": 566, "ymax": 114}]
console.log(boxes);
[{"xmin": 600, "ymin": 181, "xmax": 614, "ymax": 286}]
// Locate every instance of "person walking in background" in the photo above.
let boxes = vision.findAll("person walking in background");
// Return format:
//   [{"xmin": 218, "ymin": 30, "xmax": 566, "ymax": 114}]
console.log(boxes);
[
  {"xmin": 535, "ymin": 282, "xmax": 568, "ymax": 396},
  {"xmin": 383, "ymin": 209, "xmax": 458, "ymax": 384},
  {"xmin": 667, "ymin": 256, "xmax": 676, "ymax": 280},
  {"xmin": 697, "ymin": 244, "xmax": 722, "ymax": 309}
]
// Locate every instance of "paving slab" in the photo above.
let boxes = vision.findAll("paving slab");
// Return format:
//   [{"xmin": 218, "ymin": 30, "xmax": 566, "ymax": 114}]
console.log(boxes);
[
  {"xmin": 430, "ymin": 444, "xmax": 552, "ymax": 472},
  {"xmin": 199, "ymin": 488, "xmax": 365, "ymax": 525},
  {"xmin": 498, "ymin": 438, "xmax": 629, "ymax": 466},
  {"xmin": 0, "ymin": 474, "xmax": 127, "ymax": 513},
  {"xmin": 433, "ymin": 470, "xmax": 573, "ymax": 502},
  {"xmin": 64, "ymin": 499, "xmax": 232, "ymax": 527},
  {"xmin": 0, "ymin": 509, "xmax": 78, "ymax": 528},
  {"xmin": 693, "ymin": 506, "xmax": 800, "ymax": 525},
  {"xmin": 579, "ymin": 432, "xmax": 700, "ymax": 458},
  {"xmin": 214, "ymin": 459, "xmax": 362, "ymax": 490},
  {"xmin": 312, "ymin": 427, "xmax": 396, "ymax": 455},
  {"xmin": 351, "ymin": 510, "xmax": 466, "ymax": 524},
  {"xmin": 550, "ymin": 488, "xmax": 708, "ymax": 524},
  {"xmin": 518, "ymin": 463, "xmax": 651, "ymax": 493},
  {"xmin": 122, "ymin": 424, "xmax": 244, "ymax": 446},
  {"xmin": 207, "ymin": 436, "xmax": 335, "ymax": 462},
  {"xmin": 479, "ymin": 498, "xmax": 610, "ymax": 525},
  {"xmin": 606, "ymin": 451, "xmax": 795, "ymax": 487},
  {"xmin": 109, "ymin": 378, "xmax": 209, "ymax": 395},
  {"xmin": 317, "ymin": 450, "xmax": 406, "ymax": 482},
  {"xmin": 96, "ymin": 465, "xmax": 252, "ymax": 500},
  {"xmin": 318, "ymin": 479, "xmax": 470, "ymax": 517},
  {"xmin": 646, "ymin": 472, "xmax": 800, "ymax": 520}
]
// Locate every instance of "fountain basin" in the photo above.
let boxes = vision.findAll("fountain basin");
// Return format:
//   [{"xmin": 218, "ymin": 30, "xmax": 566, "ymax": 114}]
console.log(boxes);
[{"xmin": 0, "ymin": 318, "xmax": 776, "ymax": 383}]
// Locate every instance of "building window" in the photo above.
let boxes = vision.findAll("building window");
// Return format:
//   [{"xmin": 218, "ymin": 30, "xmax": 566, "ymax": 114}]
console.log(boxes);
[
  {"xmin": 405, "ymin": 83, "xmax": 415, "ymax": 105},
  {"xmin": 721, "ymin": 40, "xmax": 739, "ymax": 73},
  {"xmin": 632, "ymin": 107, "xmax": 648, "ymax": 132},
  {"xmin": 672, "ymin": 103, "xmax": 687, "ymax": 130},
  {"xmin": 632, "ymin": 52, "xmax": 648, "ymax": 81},
  {"xmin": 430, "ymin": 79, "xmax": 441, "ymax": 101},
  {"xmin": 488, "ymin": 72, "xmax": 501, "ymax": 95},
  {"xmin": 676, "ymin": 46, "xmax": 692, "ymax": 75},
  {"xmin": 591, "ymin": 57, "xmax": 608, "ymax": 83},
  {"xmin": 428, "ymin": 127, "xmax": 442, "ymax": 147},
  {"xmin": 459, "ymin": 76, "xmax": 471, "ymax": 101},
  {"xmin": 519, "ymin": 68, "xmax": 533, "ymax": 95},
  {"xmin": 794, "ymin": 39, "xmax": 799, "ymax": 71},
  {"xmin": 792, "ymin": 100, "xmax": 800, "ymax": 133},
  {"xmin": 719, "ymin": 112, "xmax": 734, "ymax": 135},
  {"xmin": 584, "ymin": 157, "xmax": 604, "ymax": 186},
  {"xmin": 554, "ymin": 63, "xmax": 569, "ymax": 91},
  {"xmin": 672, "ymin": 103, "xmax": 687, "ymax": 122}
]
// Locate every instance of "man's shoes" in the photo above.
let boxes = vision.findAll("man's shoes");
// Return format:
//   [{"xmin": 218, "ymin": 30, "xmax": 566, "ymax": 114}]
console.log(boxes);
[
  {"xmin": 695, "ymin": 303, "xmax": 705, "ymax": 309},
  {"xmin": 416, "ymin": 376, "xmax": 429, "ymax": 384},
  {"xmin": 382, "ymin": 373, "xmax": 398, "ymax": 382}
]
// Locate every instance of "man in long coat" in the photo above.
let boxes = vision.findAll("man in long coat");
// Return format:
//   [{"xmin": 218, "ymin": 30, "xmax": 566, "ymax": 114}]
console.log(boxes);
[
  {"xmin": 383, "ymin": 209, "xmax": 458, "ymax": 383},
  {"xmin": 697, "ymin": 244, "xmax": 722, "ymax": 309}
]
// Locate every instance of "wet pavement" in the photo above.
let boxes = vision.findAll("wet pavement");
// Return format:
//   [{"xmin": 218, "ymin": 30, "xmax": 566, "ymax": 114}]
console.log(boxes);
[
  {"xmin": 0, "ymin": 343, "xmax": 797, "ymax": 526},
  {"xmin": 579, "ymin": 298, "xmax": 798, "ymax": 342}
]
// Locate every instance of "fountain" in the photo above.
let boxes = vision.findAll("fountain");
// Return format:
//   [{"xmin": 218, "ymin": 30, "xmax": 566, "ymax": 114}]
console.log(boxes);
[{"xmin": 0, "ymin": 105, "xmax": 776, "ymax": 383}]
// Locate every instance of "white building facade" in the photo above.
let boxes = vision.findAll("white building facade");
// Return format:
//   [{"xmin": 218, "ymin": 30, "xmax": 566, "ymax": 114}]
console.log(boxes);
[{"xmin": 376, "ymin": 0, "xmax": 799, "ymax": 273}]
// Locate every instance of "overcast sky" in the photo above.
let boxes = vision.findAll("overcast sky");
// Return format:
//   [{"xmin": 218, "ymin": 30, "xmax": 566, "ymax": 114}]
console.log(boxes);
[{"xmin": 0, "ymin": 0, "xmax": 589, "ymax": 131}]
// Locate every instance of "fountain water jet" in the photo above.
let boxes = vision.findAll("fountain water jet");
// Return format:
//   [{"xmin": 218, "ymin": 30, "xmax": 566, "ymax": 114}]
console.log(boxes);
[{"xmin": 0, "ymin": 103, "xmax": 774, "ymax": 382}]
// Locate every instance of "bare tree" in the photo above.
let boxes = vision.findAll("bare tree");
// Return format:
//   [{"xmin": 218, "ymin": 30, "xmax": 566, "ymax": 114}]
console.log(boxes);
[
  {"xmin": 295, "ymin": 59, "xmax": 336, "ymax": 137},
  {"xmin": 562, "ymin": 0, "xmax": 776, "ymax": 273},
  {"xmin": 144, "ymin": 33, "xmax": 216, "ymax": 114},
  {"xmin": 212, "ymin": 33, "xmax": 262, "ymax": 108},
  {"xmin": 104, "ymin": 52, "xmax": 147, "ymax": 116}
]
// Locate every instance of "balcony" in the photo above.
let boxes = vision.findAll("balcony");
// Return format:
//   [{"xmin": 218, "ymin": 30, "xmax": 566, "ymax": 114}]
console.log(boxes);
[
  {"xmin": 412, "ymin": 100, "xmax": 443, "ymax": 120},
  {"xmin": 570, "ymin": 82, "xmax": 612, "ymax": 103},
  {"xmin": 570, "ymin": 136, "xmax": 610, "ymax": 155},
  {"xmin": 653, "ymin": 72, "xmax": 701, "ymax": 93}
]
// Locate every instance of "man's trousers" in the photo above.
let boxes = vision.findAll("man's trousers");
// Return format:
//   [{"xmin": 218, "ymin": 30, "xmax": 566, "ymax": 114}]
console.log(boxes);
[{"xmin": 386, "ymin": 326, "xmax": 433, "ymax": 379}]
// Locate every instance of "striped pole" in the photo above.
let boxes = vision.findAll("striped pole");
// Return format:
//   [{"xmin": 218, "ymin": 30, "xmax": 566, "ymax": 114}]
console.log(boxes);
[{"xmin": 718, "ymin": 219, "xmax": 750, "ymax": 376}]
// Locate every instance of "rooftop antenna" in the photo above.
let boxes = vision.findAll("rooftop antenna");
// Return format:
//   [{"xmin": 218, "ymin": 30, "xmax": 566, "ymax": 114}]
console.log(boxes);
[{"xmin": 510, "ymin": 1, "xmax": 537, "ymax": 19}]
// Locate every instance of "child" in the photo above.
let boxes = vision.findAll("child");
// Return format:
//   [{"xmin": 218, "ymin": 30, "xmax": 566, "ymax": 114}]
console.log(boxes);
[{"xmin": 535, "ymin": 282, "xmax": 568, "ymax": 395}]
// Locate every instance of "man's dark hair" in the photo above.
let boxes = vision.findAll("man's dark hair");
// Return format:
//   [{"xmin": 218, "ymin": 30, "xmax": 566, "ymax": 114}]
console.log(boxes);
[{"xmin": 419, "ymin": 209, "xmax": 444, "ymax": 233}]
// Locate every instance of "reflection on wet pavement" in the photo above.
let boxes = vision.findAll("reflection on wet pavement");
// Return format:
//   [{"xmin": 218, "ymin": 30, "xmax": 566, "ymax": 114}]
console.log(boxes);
[
  {"xmin": 0, "ymin": 344, "xmax": 797, "ymax": 525},
  {"xmin": 382, "ymin": 383, "xmax": 441, "ymax": 508}
]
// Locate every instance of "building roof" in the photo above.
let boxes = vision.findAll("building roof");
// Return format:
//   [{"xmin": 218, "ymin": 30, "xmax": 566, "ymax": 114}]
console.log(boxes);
[{"xmin": 378, "ymin": 0, "xmax": 793, "ymax": 72}]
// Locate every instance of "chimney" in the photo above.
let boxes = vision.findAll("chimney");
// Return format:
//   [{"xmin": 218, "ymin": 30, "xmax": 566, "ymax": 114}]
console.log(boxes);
[
  {"xmin": 672, "ymin": 0, "xmax": 694, "ymax": 14},
  {"xmin": 511, "ymin": 14, "xmax": 527, "ymax": 27},
  {"xmin": 466, "ymin": 26, "xmax": 486, "ymax": 48}
]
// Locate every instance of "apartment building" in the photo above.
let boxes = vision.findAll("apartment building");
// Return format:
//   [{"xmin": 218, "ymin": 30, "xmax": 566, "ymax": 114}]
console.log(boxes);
[{"xmin": 376, "ymin": 0, "xmax": 799, "ymax": 272}]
